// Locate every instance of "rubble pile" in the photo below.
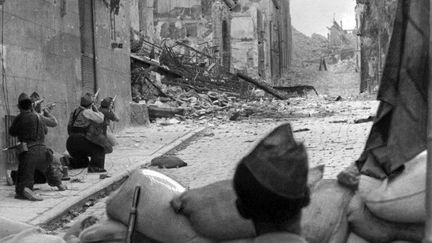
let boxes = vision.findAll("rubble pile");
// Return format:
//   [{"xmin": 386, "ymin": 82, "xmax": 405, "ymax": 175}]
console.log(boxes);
[
  {"xmin": 130, "ymin": 36, "xmax": 330, "ymax": 124},
  {"xmin": 144, "ymin": 84, "xmax": 338, "ymax": 125},
  {"xmin": 158, "ymin": 42, "xmax": 246, "ymax": 95}
]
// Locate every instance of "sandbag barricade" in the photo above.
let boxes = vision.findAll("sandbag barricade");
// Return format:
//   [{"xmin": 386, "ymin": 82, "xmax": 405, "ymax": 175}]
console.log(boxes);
[
  {"xmin": 172, "ymin": 166, "xmax": 356, "ymax": 243},
  {"xmin": 359, "ymin": 150, "xmax": 426, "ymax": 223},
  {"xmin": 106, "ymin": 169, "xmax": 212, "ymax": 243}
]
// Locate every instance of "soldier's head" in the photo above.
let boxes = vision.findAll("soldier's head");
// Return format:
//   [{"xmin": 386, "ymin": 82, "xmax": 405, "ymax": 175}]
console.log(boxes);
[
  {"xmin": 18, "ymin": 93, "xmax": 32, "ymax": 111},
  {"xmin": 101, "ymin": 97, "xmax": 113, "ymax": 109},
  {"xmin": 233, "ymin": 123, "xmax": 310, "ymax": 225},
  {"xmin": 80, "ymin": 93, "xmax": 93, "ymax": 108},
  {"xmin": 30, "ymin": 91, "xmax": 42, "ymax": 113}
]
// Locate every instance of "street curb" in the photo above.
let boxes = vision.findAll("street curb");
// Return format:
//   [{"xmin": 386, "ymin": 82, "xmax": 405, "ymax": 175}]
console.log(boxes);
[{"xmin": 30, "ymin": 126, "xmax": 207, "ymax": 226}]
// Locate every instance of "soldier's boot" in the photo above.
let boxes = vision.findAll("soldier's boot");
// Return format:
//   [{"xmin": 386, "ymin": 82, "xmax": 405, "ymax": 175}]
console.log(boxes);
[
  {"xmin": 61, "ymin": 166, "xmax": 70, "ymax": 181},
  {"xmin": 60, "ymin": 157, "xmax": 71, "ymax": 181},
  {"xmin": 57, "ymin": 184, "xmax": 67, "ymax": 191}
]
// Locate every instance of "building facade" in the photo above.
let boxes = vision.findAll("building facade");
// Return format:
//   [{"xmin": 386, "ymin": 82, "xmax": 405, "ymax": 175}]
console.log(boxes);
[{"xmin": 0, "ymin": 0, "xmax": 132, "ymax": 179}]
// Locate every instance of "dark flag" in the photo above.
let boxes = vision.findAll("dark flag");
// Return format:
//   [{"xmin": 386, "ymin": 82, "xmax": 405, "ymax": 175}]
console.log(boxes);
[{"xmin": 356, "ymin": 0, "xmax": 429, "ymax": 179}]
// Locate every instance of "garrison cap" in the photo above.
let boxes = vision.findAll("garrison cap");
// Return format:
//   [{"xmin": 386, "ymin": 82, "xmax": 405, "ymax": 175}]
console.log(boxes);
[{"xmin": 235, "ymin": 123, "xmax": 309, "ymax": 200}]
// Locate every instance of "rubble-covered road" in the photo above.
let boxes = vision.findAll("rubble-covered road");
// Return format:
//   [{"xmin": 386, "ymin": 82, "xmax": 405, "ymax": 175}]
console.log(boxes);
[{"xmin": 53, "ymin": 98, "xmax": 379, "ymax": 237}]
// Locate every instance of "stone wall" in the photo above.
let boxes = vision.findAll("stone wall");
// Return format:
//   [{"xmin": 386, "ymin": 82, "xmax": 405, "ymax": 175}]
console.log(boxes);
[{"xmin": 0, "ymin": 0, "xmax": 131, "ymax": 179}]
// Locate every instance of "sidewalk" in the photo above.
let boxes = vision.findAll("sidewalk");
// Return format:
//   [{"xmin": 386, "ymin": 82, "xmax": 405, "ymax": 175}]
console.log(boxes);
[{"xmin": 0, "ymin": 124, "xmax": 204, "ymax": 226}]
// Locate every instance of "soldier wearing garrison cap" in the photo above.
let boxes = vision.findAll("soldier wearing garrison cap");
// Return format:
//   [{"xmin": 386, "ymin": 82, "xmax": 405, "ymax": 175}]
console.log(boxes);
[
  {"xmin": 66, "ymin": 92, "xmax": 107, "ymax": 173},
  {"xmin": 9, "ymin": 93, "xmax": 66, "ymax": 201},
  {"xmin": 233, "ymin": 123, "xmax": 310, "ymax": 243}
]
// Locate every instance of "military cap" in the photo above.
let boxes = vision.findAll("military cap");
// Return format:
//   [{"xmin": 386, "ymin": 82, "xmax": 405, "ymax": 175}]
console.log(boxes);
[
  {"xmin": 30, "ymin": 92, "xmax": 41, "ymax": 102},
  {"xmin": 80, "ymin": 93, "xmax": 93, "ymax": 107},
  {"xmin": 18, "ymin": 93, "xmax": 31, "ymax": 103},
  {"xmin": 235, "ymin": 123, "xmax": 309, "ymax": 200},
  {"xmin": 101, "ymin": 97, "xmax": 113, "ymax": 108}
]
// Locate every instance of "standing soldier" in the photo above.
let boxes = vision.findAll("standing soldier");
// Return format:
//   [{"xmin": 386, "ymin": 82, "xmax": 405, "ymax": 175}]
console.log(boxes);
[
  {"xmin": 9, "ymin": 93, "xmax": 66, "ymax": 201},
  {"xmin": 66, "ymin": 93, "xmax": 107, "ymax": 173},
  {"xmin": 233, "ymin": 123, "xmax": 310, "ymax": 242}
]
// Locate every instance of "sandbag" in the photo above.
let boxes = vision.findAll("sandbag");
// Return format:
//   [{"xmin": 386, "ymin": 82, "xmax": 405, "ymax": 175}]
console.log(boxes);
[
  {"xmin": 346, "ymin": 233, "xmax": 370, "ymax": 243},
  {"xmin": 0, "ymin": 216, "xmax": 35, "ymax": 239},
  {"xmin": 302, "ymin": 179, "xmax": 353, "ymax": 243},
  {"xmin": 1, "ymin": 228, "xmax": 65, "ymax": 243},
  {"xmin": 347, "ymin": 194, "xmax": 424, "ymax": 243},
  {"xmin": 151, "ymin": 156, "xmax": 187, "ymax": 169},
  {"xmin": 106, "ymin": 169, "xmax": 211, "ymax": 243},
  {"xmin": 359, "ymin": 150, "xmax": 426, "ymax": 223},
  {"xmin": 79, "ymin": 219, "xmax": 157, "ymax": 243},
  {"xmin": 171, "ymin": 179, "xmax": 256, "ymax": 241},
  {"xmin": 63, "ymin": 216, "xmax": 99, "ymax": 242},
  {"xmin": 171, "ymin": 166, "xmax": 335, "ymax": 242}
]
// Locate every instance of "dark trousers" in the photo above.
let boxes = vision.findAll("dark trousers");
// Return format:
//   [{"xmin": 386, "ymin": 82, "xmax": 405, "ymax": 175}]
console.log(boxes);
[
  {"xmin": 15, "ymin": 145, "xmax": 61, "ymax": 195},
  {"xmin": 66, "ymin": 134, "xmax": 105, "ymax": 169}
]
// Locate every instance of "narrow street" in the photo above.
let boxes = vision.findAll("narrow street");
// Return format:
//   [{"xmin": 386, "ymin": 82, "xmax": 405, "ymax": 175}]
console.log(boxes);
[
  {"xmin": 52, "ymin": 98, "xmax": 378, "ymax": 237},
  {"xmin": 0, "ymin": 1, "xmax": 401, "ymax": 242}
]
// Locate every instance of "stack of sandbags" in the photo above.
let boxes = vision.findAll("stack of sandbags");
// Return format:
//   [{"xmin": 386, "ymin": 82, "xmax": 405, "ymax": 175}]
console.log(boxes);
[
  {"xmin": 358, "ymin": 150, "xmax": 426, "ymax": 223},
  {"xmin": 172, "ymin": 165, "xmax": 356, "ymax": 243},
  {"xmin": 105, "ymin": 169, "xmax": 212, "ymax": 243}
]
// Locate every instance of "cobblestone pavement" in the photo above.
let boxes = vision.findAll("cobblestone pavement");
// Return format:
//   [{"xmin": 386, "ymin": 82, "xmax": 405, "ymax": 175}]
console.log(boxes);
[
  {"xmin": 156, "ymin": 99, "xmax": 379, "ymax": 188},
  {"xmin": 56, "ymin": 99, "xmax": 379, "ymax": 236}
]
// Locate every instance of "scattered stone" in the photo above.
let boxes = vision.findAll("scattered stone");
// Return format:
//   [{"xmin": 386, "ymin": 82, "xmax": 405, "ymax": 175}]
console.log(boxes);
[
  {"xmin": 330, "ymin": 120, "xmax": 348, "ymax": 124},
  {"xmin": 294, "ymin": 128, "xmax": 310, "ymax": 133},
  {"xmin": 151, "ymin": 156, "xmax": 188, "ymax": 169},
  {"xmin": 203, "ymin": 132, "xmax": 215, "ymax": 137},
  {"xmin": 335, "ymin": 96, "xmax": 343, "ymax": 101},
  {"xmin": 354, "ymin": 116, "xmax": 375, "ymax": 124}
]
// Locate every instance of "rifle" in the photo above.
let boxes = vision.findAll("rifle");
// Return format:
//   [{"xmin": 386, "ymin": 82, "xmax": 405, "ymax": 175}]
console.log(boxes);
[
  {"xmin": 111, "ymin": 95, "xmax": 117, "ymax": 108},
  {"xmin": 2, "ymin": 142, "xmax": 28, "ymax": 152},
  {"xmin": 46, "ymin": 103, "xmax": 56, "ymax": 110},
  {"xmin": 34, "ymin": 99, "xmax": 45, "ymax": 106},
  {"xmin": 2, "ymin": 144, "xmax": 20, "ymax": 151},
  {"xmin": 94, "ymin": 88, "xmax": 101, "ymax": 101},
  {"xmin": 126, "ymin": 186, "xmax": 141, "ymax": 243}
]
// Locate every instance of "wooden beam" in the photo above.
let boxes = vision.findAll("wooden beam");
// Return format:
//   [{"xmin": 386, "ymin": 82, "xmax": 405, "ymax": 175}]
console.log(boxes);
[
  {"xmin": 236, "ymin": 73, "xmax": 288, "ymax": 100},
  {"xmin": 425, "ymin": 0, "xmax": 432, "ymax": 242}
]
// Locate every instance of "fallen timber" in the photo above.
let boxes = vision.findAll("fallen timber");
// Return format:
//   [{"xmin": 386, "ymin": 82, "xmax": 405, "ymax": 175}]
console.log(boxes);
[{"xmin": 236, "ymin": 73, "xmax": 288, "ymax": 100}]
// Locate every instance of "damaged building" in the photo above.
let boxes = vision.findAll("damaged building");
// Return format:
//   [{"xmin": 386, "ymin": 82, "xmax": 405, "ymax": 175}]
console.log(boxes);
[
  {"xmin": 356, "ymin": 0, "xmax": 397, "ymax": 93},
  {"xmin": 130, "ymin": 0, "xmax": 292, "ymax": 84}
]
